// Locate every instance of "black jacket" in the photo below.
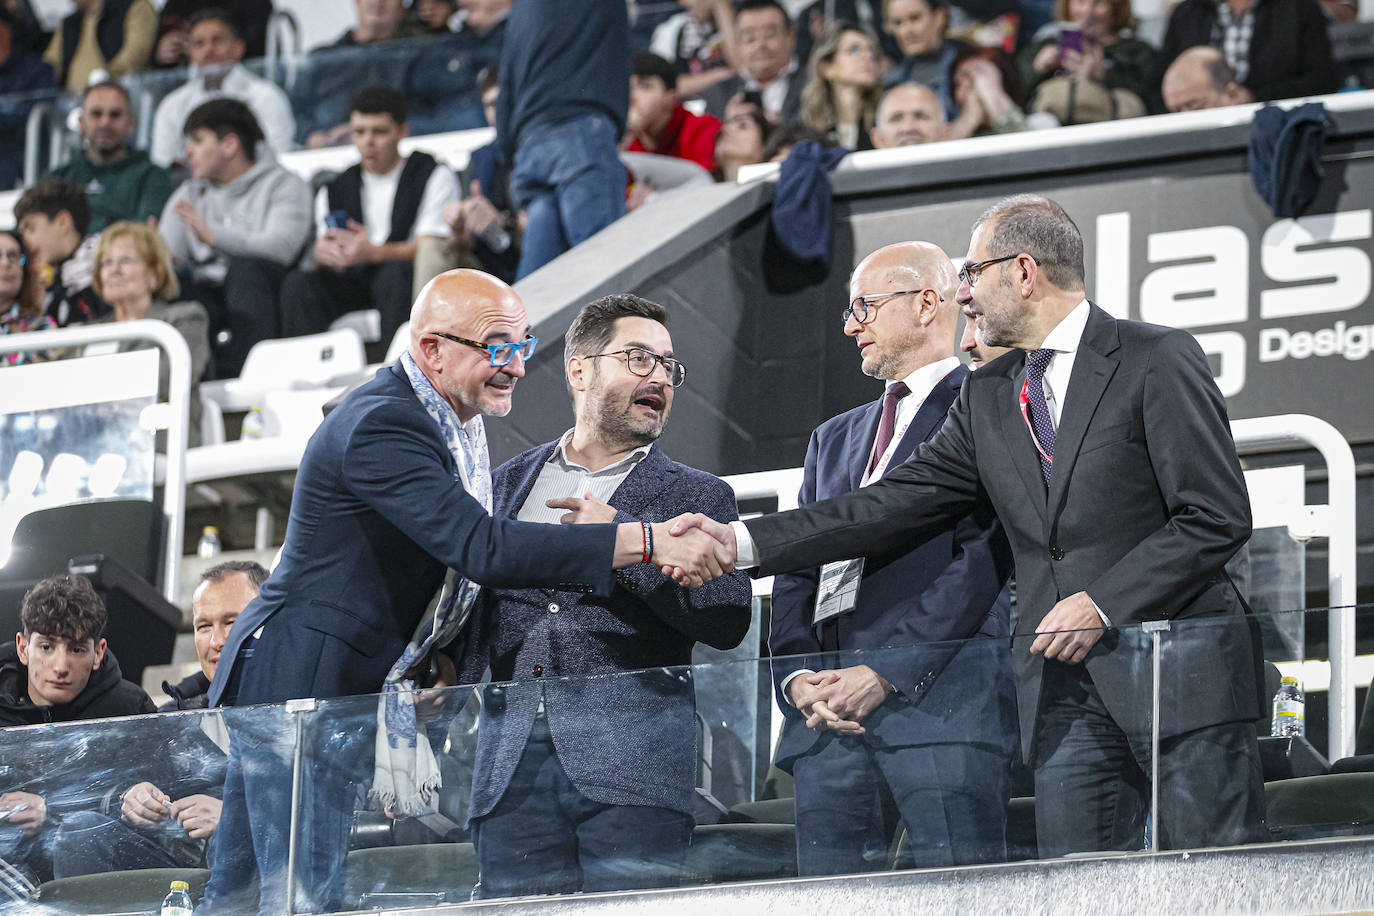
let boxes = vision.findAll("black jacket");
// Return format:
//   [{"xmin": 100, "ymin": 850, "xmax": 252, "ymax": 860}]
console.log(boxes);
[
  {"xmin": 1158, "ymin": 0, "xmax": 1340, "ymax": 103},
  {"xmin": 0, "ymin": 642, "xmax": 154, "ymax": 728},
  {"xmin": 159, "ymin": 670, "xmax": 211, "ymax": 712}
]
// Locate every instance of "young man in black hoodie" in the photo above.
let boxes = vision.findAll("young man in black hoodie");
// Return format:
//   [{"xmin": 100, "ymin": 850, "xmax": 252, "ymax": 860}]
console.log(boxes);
[{"xmin": 0, "ymin": 574, "xmax": 154, "ymax": 881}]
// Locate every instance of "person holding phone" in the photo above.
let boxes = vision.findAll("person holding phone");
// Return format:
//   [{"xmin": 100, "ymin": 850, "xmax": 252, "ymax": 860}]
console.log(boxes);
[{"xmin": 1019, "ymin": 0, "xmax": 1158, "ymax": 116}]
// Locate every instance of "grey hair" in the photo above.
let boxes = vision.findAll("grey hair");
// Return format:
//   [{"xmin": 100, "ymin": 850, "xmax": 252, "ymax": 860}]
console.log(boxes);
[{"xmin": 972, "ymin": 194, "xmax": 1085, "ymax": 290}]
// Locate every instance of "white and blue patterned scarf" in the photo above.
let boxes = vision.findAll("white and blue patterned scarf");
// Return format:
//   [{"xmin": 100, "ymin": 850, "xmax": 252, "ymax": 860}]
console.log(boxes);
[{"xmin": 371, "ymin": 351, "xmax": 491, "ymax": 816}]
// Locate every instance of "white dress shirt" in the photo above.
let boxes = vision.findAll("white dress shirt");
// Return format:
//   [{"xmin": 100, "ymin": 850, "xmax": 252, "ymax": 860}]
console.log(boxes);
[
  {"xmin": 515, "ymin": 430, "xmax": 650, "ymax": 523},
  {"xmin": 313, "ymin": 156, "xmax": 459, "ymax": 245},
  {"xmin": 150, "ymin": 64, "xmax": 297, "ymax": 167}
]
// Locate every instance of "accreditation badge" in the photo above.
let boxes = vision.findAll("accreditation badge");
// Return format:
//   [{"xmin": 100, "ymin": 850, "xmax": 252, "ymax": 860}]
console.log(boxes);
[{"xmin": 813, "ymin": 558, "xmax": 864, "ymax": 624}]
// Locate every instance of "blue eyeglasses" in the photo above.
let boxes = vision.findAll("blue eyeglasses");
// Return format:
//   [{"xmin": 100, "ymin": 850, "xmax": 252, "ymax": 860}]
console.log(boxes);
[{"xmin": 432, "ymin": 332, "xmax": 538, "ymax": 367}]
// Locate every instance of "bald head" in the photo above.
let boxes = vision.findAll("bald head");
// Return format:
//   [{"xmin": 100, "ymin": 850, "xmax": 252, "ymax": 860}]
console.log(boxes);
[
  {"xmin": 846, "ymin": 241, "xmax": 958, "ymax": 380},
  {"xmin": 871, "ymin": 82, "xmax": 946, "ymax": 149},
  {"xmin": 1163, "ymin": 46, "xmax": 1253, "ymax": 113},
  {"xmin": 409, "ymin": 268, "xmax": 531, "ymax": 421}
]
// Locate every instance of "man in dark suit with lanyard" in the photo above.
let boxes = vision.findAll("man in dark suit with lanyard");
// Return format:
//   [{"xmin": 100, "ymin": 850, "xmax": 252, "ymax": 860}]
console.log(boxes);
[
  {"xmin": 770, "ymin": 241, "xmax": 1016, "ymax": 873},
  {"xmin": 672, "ymin": 195, "xmax": 1265, "ymax": 856}
]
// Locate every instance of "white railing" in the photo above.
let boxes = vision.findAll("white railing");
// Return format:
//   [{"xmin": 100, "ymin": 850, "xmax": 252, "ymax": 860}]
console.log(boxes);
[
  {"xmin": 0, "ymin": 320, "xmax": 192, "ymax": 603},
  {"xmin": 724, "ymin": 413, "xmax": 1361, "ymax": 760}
]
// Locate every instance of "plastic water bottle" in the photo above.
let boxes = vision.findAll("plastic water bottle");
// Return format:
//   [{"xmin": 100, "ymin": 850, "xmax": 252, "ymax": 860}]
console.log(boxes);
[
  {"xmin": 197, "ymin": 525, "xmax": 222, "ymax": 559},
  {"xmin": 160, "ymin": 880, "xmax": 193, "ymax": 916},
  {"xmin": 1271, "ymin": 676, "xmax": 1305, "ymax": 737},
  {"xmin": 241, "ymin": 406, "xmax": 265, "ymax": 440}
]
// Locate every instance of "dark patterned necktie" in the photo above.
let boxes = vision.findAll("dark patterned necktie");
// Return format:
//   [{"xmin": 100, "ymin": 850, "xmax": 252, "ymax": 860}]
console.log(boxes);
[
  {"xmin": 1025, "ymin": 348, "xmax": 1056, "ymax": 484},
  {"xmin": 869, "ymin": 381, "xmax": 910, "ymax": 475}
]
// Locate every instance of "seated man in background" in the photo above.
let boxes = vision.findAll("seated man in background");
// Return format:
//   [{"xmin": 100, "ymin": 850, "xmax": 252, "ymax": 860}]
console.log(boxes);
[
  {"xmin": 14, "ymin": 178, "xmax": 109, "ymax": 327},
  {"xmin": 48, "ymin": 81, "xmax": 175, "ymax": 234},
  {"xmin": 297, "ymin": 0, "xmax": 425, "ymax": 149},
  {"xmin": 649, "ymin": 0, "xmax": 739, "ymax": 101},
  {"xmin": 150, "ymin": 0, "xmax": 272, "ymax": 70},
  {"xmin": 869, "ymin": 81, "xmax": 947, "ymax": 148},
  {"xmin": 1161, "ymin": 46, "xmax": 1254, "ymax": 113},
  {"xmin": 49, "ymin": 561, "xmax": 267, "ymax": 878},
  {"xmin": 159, "ymin": 97, "xmax": 312, "ymax": 377},
  {"xmin": 43, "ymin": 0, "xmax": 156, "ymax": 93},
  {"xmin": 0, "ymin": 575, "xmax": 156, "ymax": 881},
  {"xmin": 460, "ymin": 294, "xmax": 752, "ymax": 898},
  {"xmin": 1157, "ymin": 0, "xmax": 1338, "ymax": 105},
  {"xmin": 622, "ymin": 53, "xmax": 721, "ymax": 173},
  {"xmin": 700, "ymin": 0, "xmax": 802, "ymax": 128},
  {"xmin": 150, "ymin": 8, "xmax": 296, "ymax": 168},
  {"xmin": 279, "ymin": 87, "xmax": 456, "ymax": 348}
]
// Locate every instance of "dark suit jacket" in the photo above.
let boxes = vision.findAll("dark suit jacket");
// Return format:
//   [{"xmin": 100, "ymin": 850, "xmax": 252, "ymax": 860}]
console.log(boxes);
[
  {"xmin": 747, "ymin": 306, "xmax": 1259, "ymax": 759},
  {"xmin": 701, "ymin": 69, "xmax": 804, "ymax": 127},
  {"xmin": 209, "ymin": 361, "xmax": 619, "ymax": 707},
  {"xmin": 770, "ymin": 364, "xmax": 1016, "ymax": 770},
  {"xmin": 461, "ymin": 441, "xmax": 752, "ymax": 821}
]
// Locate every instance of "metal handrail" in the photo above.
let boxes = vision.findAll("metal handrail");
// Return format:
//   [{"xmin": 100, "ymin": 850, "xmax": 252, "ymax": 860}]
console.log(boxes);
[
  {"xmin": 0, "ymin": 320, "xmax": 193, "ymax": 604},
  {"xmin": 265, "ymin": 8, "xmax": 302, "ymax": 94},
  {"xmin": 722, "ymin": 412, "xmax": 1361, "ymax": 760},
  {"xmin": 23, "ymin": 102, "xmax": 56, "ymax": 188}
]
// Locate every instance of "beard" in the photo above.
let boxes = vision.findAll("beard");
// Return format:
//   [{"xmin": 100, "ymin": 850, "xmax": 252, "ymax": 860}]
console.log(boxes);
[{"xmin": 585, "ymin": 379, "xmax": 669, "ymax": 452}]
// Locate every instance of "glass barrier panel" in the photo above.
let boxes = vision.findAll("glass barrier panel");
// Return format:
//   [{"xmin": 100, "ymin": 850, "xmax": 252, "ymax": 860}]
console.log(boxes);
[
  {"xmin": 0, "ymin": 700, "xmax": 281, "ymax": 913},
  {"xmin": 1157, "ymin": 605, "xmax": 1374, "ymax": 854},
  {"xmin": 1242, "ymin": 529, "xmax": 1306, "ymax": 662}
]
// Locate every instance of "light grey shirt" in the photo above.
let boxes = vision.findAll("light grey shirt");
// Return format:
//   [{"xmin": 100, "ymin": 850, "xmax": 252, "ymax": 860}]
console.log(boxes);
[{"xmin": 515, "ymin": 430, "xmax": 651, "ymax": 522}]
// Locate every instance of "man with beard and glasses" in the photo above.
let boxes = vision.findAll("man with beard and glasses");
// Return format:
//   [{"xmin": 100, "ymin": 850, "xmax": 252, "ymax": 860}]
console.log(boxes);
[
  {"xmin": 47, "ymin": 81, "xmax": 174, "ymax": 233},
  {"xmin": 458, "ymin": 293, "xmax": 752, "ymax": 899}
]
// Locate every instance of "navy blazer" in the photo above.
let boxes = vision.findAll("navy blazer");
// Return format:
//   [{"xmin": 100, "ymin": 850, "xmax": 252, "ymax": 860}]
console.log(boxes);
[
  {"xmin": 210, "ymin": 361, "xmax": 619, "ymax": 707},
  {"xmin": 461, "ymin": 441, "xmax": 752, "ymax": 821},
  {"xmin": 748, "ymin": 306, "xmax": 1261, "ymax": 759},
  {"xmin": 769, "ymin": 364, "xmax": 1016, "ymax": 770}
]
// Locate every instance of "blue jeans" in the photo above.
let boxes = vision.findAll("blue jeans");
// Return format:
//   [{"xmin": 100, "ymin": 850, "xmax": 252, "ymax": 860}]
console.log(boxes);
[{"xmin": 509, "ymin": 113, "xmax": 626, "ymax": 279}]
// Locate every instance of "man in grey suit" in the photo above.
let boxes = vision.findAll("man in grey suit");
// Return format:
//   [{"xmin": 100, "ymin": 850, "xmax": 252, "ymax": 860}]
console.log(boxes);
[
  {"xmin": 671, "ymin": 194, "xmax": 1265, "ymax": 856},
  {"xmin": 460, "ymin": 294, "xmax": 753, "ymax": 898}
]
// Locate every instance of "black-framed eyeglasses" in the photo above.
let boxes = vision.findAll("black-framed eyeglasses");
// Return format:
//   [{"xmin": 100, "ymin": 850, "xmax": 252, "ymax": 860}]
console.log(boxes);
[
  {"xmin": 585, "ymin": 347, "xmax": 687, "ymax": 387},
  {"xmin": 843, "ymin": 289, "xmax": 938, "ymax": 325},
  {"xmin": 432, "ymin": 331, "xmax": 538, "ymax": 367},
  {"xmin": 959, "ymin": 254, "xmax": 1037, "ymax": 288}
]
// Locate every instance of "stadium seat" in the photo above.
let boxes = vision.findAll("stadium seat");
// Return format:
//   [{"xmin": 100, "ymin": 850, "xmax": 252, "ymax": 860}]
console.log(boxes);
[
  {"xmin": 330, "ymin": 310, "xmax": 383, "ymax": 345},
  {"xmin": 342, "ymin": 842, "xmax": 478, "ymax": 909},
  {"xmin": 200, "ymin": 329, "xmax": 367, "ymax": 414},
  {"xmin": 37, "ymin": 867, "xmax": 209, "ymax": 913},
  {"xmin": 1265, "ymin": 772, "xmax": 1374, "ymax": 840},
  {"xmin": 681, "ymin": 823, "xmax": 798, "ymax": 885}
]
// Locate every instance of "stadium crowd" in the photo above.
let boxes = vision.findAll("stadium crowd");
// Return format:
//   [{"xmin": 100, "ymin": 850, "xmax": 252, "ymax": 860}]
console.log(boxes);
[{"xmin": 0, "ymin": 0, "xmax": 1355, "ymax": 380}]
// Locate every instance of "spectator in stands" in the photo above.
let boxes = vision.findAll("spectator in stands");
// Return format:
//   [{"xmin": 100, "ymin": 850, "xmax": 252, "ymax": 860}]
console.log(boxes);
[
  {"xmin": 48, "ymin": 562, "xmax": 266, "ymax": 879},
  {"xmin": 1157, "ymin": 0, "xmax": 1339, "ymax": 104},
  {"xmin": 946, "ymin": 49, "xmax": 1027, "ymax": 138},
  {"xmin": 869, "ymin": 81, "xmax": 947, "ymax": 147},
  {"xmin": 43, "ymin": 0, "xmax": 157, "ymax": 93},
  {"xmin": 800, "ymin": 22, "xmax": 882, "ymax": 150},
  {"xmin": 403, "ymin": 0, "xmax": 507, "ymax": 136},
  {"xmin": 763, "ymin": 122, "xmax": 828, "ymax": 161},
  {"xmin": 300, "ymin": 0, "xmax": 426, "ymax": 149},
  {"xmin": 14, "ymin": 177, "xmax": 109, "ymax": 327},
  {"xmin": 0, "ymin": 575, "xmax": 155, "ymax": 880},
  {"xmin": 1020, "ymin": 0, "xmax": 1156, "ymax": 116},
  {"xmin": 414, "ymin": 0, "xmax": 455, "ymax": 33},
  {"xmin": 151, "ymin": 0, "xmax": 271, "ymax": 69},
  {"xmin": 882, "ymin": 0, "xmax": 965, "ymax": 120},
  {"xmin": 149, "ymin": 8, "xmax": 296, "ymax": 168},
  {"xmin": 498, "ymin": 0, "xmax": 628, "ymax": 279},
  {"xmin": 159, "ymin": 98, "xmax": 311, "ymax": 377},
  {"xmin": 47, "ymin": 82, "xmax": 174, "ymax": 234},
  {"xmin": 459, "ymin": 294, "xmax": 751, "ymax": 899},
  {"xmin": 713, "ymin": 109, "xmax": 772, "ymax": 180},
  {"xmin": 279, "ymin": 87, "xmax": 457, "ymax": 347},
  {"xmin": 701, "ymin": 0, "xmax": 803, "ymax": 128},
  {"xmin": 1161, "ymin": 45, "xmax": 1255, "ymax": 112},
  {"xmin": 650, "ymin": 0, "xmax": 739, "ymax": 100},
  {"xmin": 623, "ymin": 53, "xmax": 722, "ymax": 172},
  {"xmin": 3, "ymin": 0, "xmax": 52, "ymax": 57},
  {"xmin": 0, "ymin": 229, "xmax": 52, "ymax": 364},
  {"xmin": 92, "ymin": 221, "xmax": 210, "ymax": 443},
  {"xmin": 0, "ymin": 7, "xmax": 57, "ymax": 191},
  {"xmin": 437, "ymin": 65, "xmax": 519, "ymax": 282}
]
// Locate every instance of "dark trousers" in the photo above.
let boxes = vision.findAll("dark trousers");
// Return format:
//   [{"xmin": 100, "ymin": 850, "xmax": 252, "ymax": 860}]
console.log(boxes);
[
  {"xmin": 1032, "ymin": 659, "xmax": 1266, "ymax": 856},
  {"xmin": 199, "ymin": 644, "xmax": 368, "ymax": 916},
  {"xmin": 279, "ymin": 261, "xmax": 414, "ymax": 348},
  {"xmin": 470, "ymin": 714, "xmax": 692, "ymax": 899},
  {"xmin": 791, "ymin": 730, "xmax": 1011, "ymax": 875},
  {"xmin": 182, "ymin": 256, "xmax": 292, "ymax": 378}
]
